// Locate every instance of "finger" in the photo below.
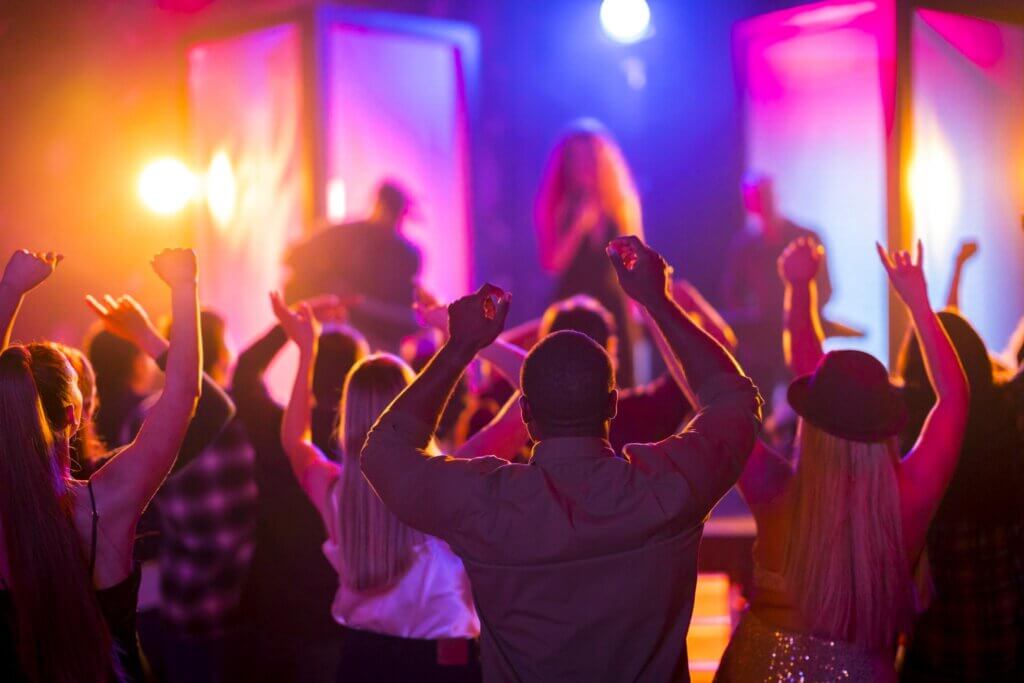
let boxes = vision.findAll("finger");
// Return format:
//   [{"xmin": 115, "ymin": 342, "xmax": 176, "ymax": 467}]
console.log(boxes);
[
  {"xmin": 606, "ymin": 244, "xmax": 630, "ymax": 279},
  {"xmin": 55, "ymin": 253, "xmax": 64, "ymax": 264},
  {"xmin": 492, "ymin": 291, "xmax": 512, "ymax": 327},
  {"xmin": 915, "ymin": 239, "xmax": 923, "ymax": 268},
  {"xmin": 121, "ymin": 294, "xmax": 146, "ymax": 315},
  {"xmin": 876, "ymin": 242, "xmax": 894, "ymax": 272},
  {"xmin": 479, "ymin": 283, "xmax": 505, "ymax": 300},
  {"xmin": 104, "ymin": 294, "xmax": 118, "ymax": 310},
  {"xmin": 84, "ymin": 295, "xmax": 109, "ymax": 317},
  {"xmin": 269, "ymin": 291, "xmax": 285, "ymax": 317}
]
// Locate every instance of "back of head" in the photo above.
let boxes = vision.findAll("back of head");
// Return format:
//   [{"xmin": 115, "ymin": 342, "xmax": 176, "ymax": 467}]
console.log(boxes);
[
  {"xmin": 0, "ymin": 346, "xmax": 112, "ymax": 682},
  {"xmin": 200, "ymin": 310, "xmax": 229, "ymax": 377},
  {"xmin": 373, "ymin": 179, "xmax": 412, "ymax": 225},
  {"xmin": 783, "ymin": 421, "xmax": 914, "ymax": 649},
  {"xmin": 336, "ymin": 354, "xmax": 424, "ymax": 592},
  {"xmin": 85, "ymin": 325, "xmax": 143, "ymax": 398},
  {"xmin": 896, "ymin": 310, "xmax": 995, "ymax": 449},
  {"xmin": 313, "ymin": 327, "xmax": 369, "ymax": 408},
  {"xmin": 540, "ymin": 295, "xmax": 617, "ymax": 355},
  {"xmin": 522, "ymin": 330, "xmax": 615, "ymax": 436},
  {"xmin": 25, "ymin": 343, "xmax": 77, "ymax": 439},
  {"xmin": 163, "ymin": 310, "xmax": 230, "ymax": 379}
]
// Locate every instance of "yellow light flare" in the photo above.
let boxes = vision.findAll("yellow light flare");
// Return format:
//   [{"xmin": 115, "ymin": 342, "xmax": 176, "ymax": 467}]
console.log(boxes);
[
  {"xmin": 326, "ymin": 178, "xmax": 347, "ymax": 222},
  {"xmin": 206, "ymin": 150, "xmax": 237, "ymax": 227},
  {"xmin": 908, "ymin": 112, "xmax": 961, "ymax": 250},
  {"xmin": 138, "ymin": 158, "xmax": 198, "ymax": 216}
]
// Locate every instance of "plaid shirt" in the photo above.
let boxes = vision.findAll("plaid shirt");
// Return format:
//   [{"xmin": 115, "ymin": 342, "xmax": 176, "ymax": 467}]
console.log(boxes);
[
  {"xmin": 903, "ymin": 519, "xmax": 1024, "ymax": 681},
  {"xmin": 156, "ymin": 418, "xmax": 258, "ymax": 637}
]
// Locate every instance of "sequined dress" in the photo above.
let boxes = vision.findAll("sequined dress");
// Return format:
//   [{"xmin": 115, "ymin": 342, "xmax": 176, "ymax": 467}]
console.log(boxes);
[{"xmin": 713, "ymin": 612, "xmax": 896, "ymax": 682}]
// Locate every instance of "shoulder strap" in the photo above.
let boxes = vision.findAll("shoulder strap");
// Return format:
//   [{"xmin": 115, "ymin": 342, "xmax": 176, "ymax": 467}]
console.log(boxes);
[{"xmin": 86, "ymin": 479, "xmax": 99, "ymax": 579}]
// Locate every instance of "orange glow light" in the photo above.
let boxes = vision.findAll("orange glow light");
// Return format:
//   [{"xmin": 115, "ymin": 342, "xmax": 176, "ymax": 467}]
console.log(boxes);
[
  {"xmin": 206, "ymin": 150, "xmax": 237, "ymax": 227},
  {"xmin": 138, "ymin": 158, "xmax": 198, "ymax": 216}
]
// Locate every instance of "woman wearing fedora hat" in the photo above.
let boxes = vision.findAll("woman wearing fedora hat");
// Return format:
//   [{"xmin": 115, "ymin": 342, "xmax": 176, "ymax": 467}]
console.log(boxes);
[{"xmin": 714, "ymin": 239, "xmax": 970, "ymax": 682}]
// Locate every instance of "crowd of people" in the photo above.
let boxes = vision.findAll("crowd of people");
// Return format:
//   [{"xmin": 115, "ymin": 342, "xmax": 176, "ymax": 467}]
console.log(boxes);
[{"xmin": 0, "ymin": 124, "xmax": 1022, "ymax": 683}]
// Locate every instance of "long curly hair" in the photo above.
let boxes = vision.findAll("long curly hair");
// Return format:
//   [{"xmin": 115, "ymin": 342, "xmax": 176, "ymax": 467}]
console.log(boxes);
[{"xmin": 535, "ymin": 121, "xmax": 643, "ymax": 272}]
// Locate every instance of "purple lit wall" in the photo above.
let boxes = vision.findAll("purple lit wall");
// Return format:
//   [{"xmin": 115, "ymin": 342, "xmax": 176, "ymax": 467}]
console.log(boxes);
[
  {"xmin": 736, "ymin": 1, "xmax": 891, "ymax": 362},
  {"xmin": 323, "ymin": 23, "xmax": 472, "ymax": 302},
  {"xmin": 910, "ymin": 9, "xmax": 1024, "ymax": 351},
  {"xmin": 186, "ymin": 9, "xmax": 476, "ymax": 397}
]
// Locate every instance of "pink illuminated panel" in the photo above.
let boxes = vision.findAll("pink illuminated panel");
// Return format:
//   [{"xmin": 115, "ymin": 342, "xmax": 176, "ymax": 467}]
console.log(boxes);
[
  {"xmin": 188, "ymin": 23, "xmax": 307, "ymax": 354},
  {"xmin": 323, "ymin": 24, "xmax": 472, "ymax": 302},
  {"xmin": 910, "ymin": 10, "xmax": 1024, "ymax": 350},
  {"xmin": 737, "ymin": 1, "xmax": 889, "ymax": 362}
]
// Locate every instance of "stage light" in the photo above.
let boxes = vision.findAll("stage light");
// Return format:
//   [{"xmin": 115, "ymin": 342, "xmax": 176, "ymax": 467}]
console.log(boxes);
[
  {"xmin": 326, "ymin": 178, "xmax": 347, "ymax": 222},
  {"xmin": 206, "ymin": 150, "xmax": 237, "ymax": 227},
  {"xmin": 138, "ymin": 158, "xmax": 197, "ymax": 216},
  {"xmin": 908, "ymin": 113, "xmax": 960, "ymax": 248},
  {"xmin": 600, "ymin": 0, "xmax": 652, "ymax": 45}
]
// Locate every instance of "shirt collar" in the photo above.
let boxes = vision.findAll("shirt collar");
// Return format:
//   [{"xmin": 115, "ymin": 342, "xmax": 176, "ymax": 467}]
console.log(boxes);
[{"xmin": 529, "ymin": 437, "xmax": 619, "ymax": 466}]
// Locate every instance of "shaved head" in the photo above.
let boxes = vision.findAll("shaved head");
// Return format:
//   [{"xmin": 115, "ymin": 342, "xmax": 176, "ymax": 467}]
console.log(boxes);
[{"xmin": 521, "ymin": 331, "xmax": 615, "ymax": 437}]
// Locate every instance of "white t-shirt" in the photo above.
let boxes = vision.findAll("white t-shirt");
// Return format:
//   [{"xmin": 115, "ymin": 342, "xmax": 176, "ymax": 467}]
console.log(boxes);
[{"xmin": 320, "ymin": 479, "xmax": 479, "ymax": 640}]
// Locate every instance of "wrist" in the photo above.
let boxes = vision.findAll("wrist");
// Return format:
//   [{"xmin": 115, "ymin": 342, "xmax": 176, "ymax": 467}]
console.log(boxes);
[
  {"xmin": 298, "ymin": 339, "xmax": 318, "ymax": 360},
  {"xmin": 0, "ymin": 280, "xmax": 26, "ymax": 300},
  {"xmin": 441, "ymin": 338, "xmax": 478, "ymax": 367},
  {"xmin": 642, "ymin": 290, "xmax": 675, "ymax": 316},
  {"xmin": 906, "ymin": 296, "xmax": 933, "ymax": 318},
  {"xmin": 169, "ymin": 279, "xmax": 199, "ymax": 293}
]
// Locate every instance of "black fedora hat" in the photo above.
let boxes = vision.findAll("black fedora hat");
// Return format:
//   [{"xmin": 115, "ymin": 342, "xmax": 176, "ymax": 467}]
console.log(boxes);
[{"xmin": 787, "ymin": 350, "xmax": 906, "ymax": 443}]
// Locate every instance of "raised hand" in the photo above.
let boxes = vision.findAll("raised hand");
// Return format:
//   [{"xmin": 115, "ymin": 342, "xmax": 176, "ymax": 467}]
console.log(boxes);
[
  {"xmin": 447, "ymin": 284, "xmax": 511, "ymax": 355},
  {"xmin": 270, "ymin": 291, "xmax": 319, "ymax": 353},
  {"xmin": 606, "ymin": 235, "xmax": 671, "ymax": 307},
  {"xmin": 1, "ymin": 250, "xmax": 63, "ymax": 294},
  {"xmin": 778, "ymin": 237, "xmax": 823, "ymax": 284},
  {"xmin": 151, "ymin": 248, "xmax": 198, "ymax": 288},
  {"xmin": 414, "ymin": 286, "xmax": 448, "ymax": 333},
  {"xmin": 954, "ymin": 239, "xmax": 979, "ymax": 265},
  {"xmin": 877, "ymin": 240, "xmax": 929, "ymax": 309},
  {"xmin": 301, "ymin": 294, "xmax": 349, "ymax": 323},
  {"xmin": 85, "ymin": 294, "xmax": 163, "ymax": 353}
]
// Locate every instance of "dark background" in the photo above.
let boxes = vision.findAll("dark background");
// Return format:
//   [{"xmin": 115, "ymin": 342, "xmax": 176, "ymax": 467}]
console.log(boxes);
[{"xmin": 0, "ymin": 0, "xmax": 1006, "ymax": 347}]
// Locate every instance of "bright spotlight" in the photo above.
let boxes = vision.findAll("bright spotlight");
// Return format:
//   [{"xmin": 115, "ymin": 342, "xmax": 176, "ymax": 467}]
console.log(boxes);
[
  {"xmin": 600, "ymin": 0, "xmax": 652, "ymax": 45},
  {"xmin": 206, "ymin": 150, "xmax": 237, "ymax": 227},
  {"xmin": 908, "ymin": 111, "xmax": 960, "ymax": 249},
  {"xmin": 326, "ymin": 178, "xmax": 347, "ymax": 222},
  {"xmin": 138, "ymin": 158, "xmax": 197, "ymax": 216}
]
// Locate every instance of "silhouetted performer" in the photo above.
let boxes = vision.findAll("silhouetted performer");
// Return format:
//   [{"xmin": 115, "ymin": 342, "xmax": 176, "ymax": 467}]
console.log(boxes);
[
  {"xmin": 286, "ymin": 181, "xmax": 421, "ymax": 351},
  {"xmin": 536, "ymin": 121, "xmax": 644, "ymax": 386},
  {"xmin": 721, "ymin": 173, "xmax": 832, "ymax": 398}
]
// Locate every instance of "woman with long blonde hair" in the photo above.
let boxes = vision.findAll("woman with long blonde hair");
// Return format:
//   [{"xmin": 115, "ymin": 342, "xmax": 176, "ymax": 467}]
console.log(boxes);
[
  {"xmin": 715, "ymin": 240, "xmax": 970, "ymax": 681},
  {"xmin": 536, "ymin": 120, "xmax": 643, "ymax": 385},
  {"xmin": 272, "ymin": 293, "xmax": 479, "ymax": 682}
]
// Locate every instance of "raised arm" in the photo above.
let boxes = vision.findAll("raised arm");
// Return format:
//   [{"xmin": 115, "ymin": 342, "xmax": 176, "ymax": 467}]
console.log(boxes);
[
  {"xmin": 672, "ymin": 280, "xmax": 738, "ymax": 351},
  {"xmin": 454, "ymin": 392, "xmax": 528, "ymax": 461},
  {"xmin": 91, "ymin": 250, "xmax": 202, "ymax": 535},
  {"xmin": 271, "ymin": 292, "xmax": 341, "ymax": 517},
  {"xmin": 779, "ymin": 237, "xmax": 826, "ymax": 377},
  {"xmin": 84, "ymin": 293, "xmax": 234, "ymax": 471},
  {"xmin": 607, "ymin": 236, "xmax": 743, "ymax": 398},
  {"xmin": 945, "ymin": 239, "xmax": 978, "ymax": 311},
  {"xmin": 361, "ymin": 285, "xmax": 511, "ymax": 538},
  {"xmin": 0, "ymin": 250, "xmax": 62, "ymax": 349},
  {"xmin": 416, "ymin": 287, "xmax": 525, "ymax": 388},
  {"xmin": 878, "ymin": 242, "xmax": 970, "ymax": 562}
]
